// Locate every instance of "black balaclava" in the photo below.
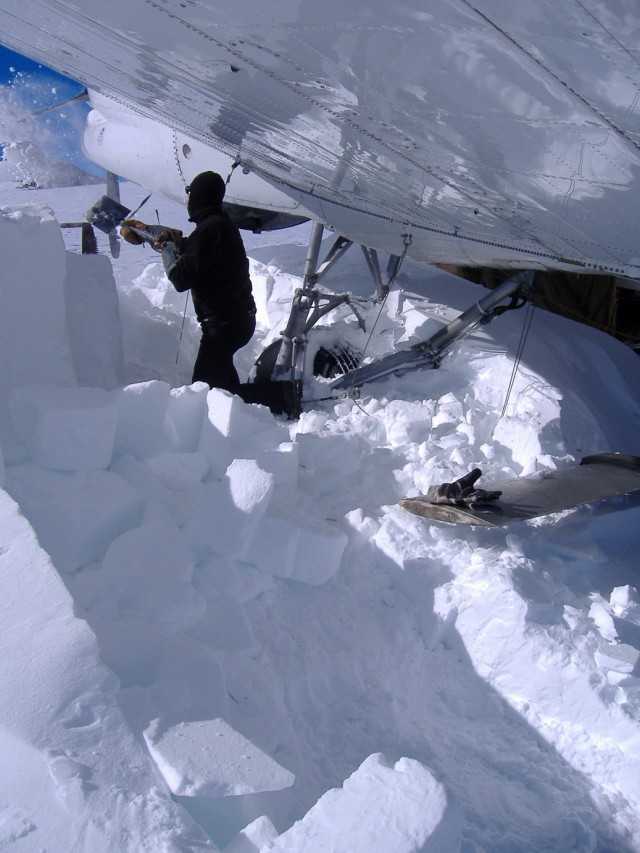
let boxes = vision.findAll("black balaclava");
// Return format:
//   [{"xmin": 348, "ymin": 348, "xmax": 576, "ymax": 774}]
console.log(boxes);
[{"xmin": 187, "ymin": 171, "xmax": 226, "ymax": 221}]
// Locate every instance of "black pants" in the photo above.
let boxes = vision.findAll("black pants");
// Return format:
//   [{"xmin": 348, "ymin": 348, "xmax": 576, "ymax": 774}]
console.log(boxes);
[{"xmin": 192, "ymin": 312, "xmax": 256, "ymax": 393}]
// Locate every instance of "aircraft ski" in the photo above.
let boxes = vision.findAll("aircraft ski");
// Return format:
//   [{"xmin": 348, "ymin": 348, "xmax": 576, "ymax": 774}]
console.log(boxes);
[{"xmin": 400, "ymin": 454, "xmax": 640, "ymax": 527}]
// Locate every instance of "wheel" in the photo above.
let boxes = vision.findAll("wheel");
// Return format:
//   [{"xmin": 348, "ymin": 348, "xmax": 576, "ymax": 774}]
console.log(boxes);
[
  {"xmin": 312, "ymin": 341, "xmax": 361, "ymax": 378},
  {"xmin": 250, "ymin": 337, "xmax": 361, "ymax": 382}
]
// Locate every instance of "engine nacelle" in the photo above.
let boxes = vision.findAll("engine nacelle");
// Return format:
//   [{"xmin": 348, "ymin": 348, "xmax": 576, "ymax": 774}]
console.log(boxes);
[{"xmin": 82, "ymin": 92, "xmax": 309, "ymax": 231}]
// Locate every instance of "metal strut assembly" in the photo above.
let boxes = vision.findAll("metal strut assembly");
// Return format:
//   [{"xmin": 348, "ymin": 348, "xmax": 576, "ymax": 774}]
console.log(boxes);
[
  {"xmin": 270, "ymin": 222, "xmax": 405, "ymax": 384},
  {"xmin": 330, "ymin": 269, "xmax": 535, "ymax": 392},
  {"xmin": 361, "ymin": 246, "xmax": 402, "ymax": 302},
  {"xmin": 272, "ymin": 221, "xmax": 367, "ymax": 381}
]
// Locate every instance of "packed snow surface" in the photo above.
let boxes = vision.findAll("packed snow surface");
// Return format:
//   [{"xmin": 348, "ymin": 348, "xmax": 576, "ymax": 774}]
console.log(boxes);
[{"xmin": 1, "ymin": 168, "xmax": 640, "ymax": 852}]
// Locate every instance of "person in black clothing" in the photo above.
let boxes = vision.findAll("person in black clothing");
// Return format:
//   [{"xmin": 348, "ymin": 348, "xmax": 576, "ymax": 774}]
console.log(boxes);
[{"xmin": 155, "ymin": 171, "xmax": 256, "ymax": 393}]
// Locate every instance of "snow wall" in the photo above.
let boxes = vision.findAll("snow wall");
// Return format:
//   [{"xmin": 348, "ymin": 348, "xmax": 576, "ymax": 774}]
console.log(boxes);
[{"xmin": 0, "ymin": 204, "xmax": 123, "ymax": 455}]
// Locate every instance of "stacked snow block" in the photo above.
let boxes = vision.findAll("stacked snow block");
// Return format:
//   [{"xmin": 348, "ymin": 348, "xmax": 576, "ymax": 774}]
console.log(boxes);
[
  {"xmin": 10, "ymin": 385, "xmax": 118, "ymax": 470},
  {"xmin": 4, "ymin": 380, "xmax": 347, "ymax": 587},
  {"xmin": 184, "ymin": 458, "xmax": 274, "ymax": 561},
  {"xmin": 247, "ymin": 492, "xmax": 347, "ymax": 586}
]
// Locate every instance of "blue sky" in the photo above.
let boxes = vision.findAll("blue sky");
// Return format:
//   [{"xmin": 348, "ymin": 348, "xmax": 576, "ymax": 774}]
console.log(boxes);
[{"xmin": 0, "ymin": 43, "xmax": 100, "ymax": 174}]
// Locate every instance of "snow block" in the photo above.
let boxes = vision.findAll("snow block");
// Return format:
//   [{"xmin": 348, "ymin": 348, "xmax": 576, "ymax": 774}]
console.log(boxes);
[
  {"xmin": 10, "ymin": 385, "xmax": 118, "ymax": 470},
  {"xmin": 248, "ymin": 497, "xmax": 347, "ymax": 586},
  {"xmin": 185, "ymin": 460, "xmax": 274, "ymax": 560},
  {"xmin": 116, "ymin": 634, "xmax": 229, "ymax": 727},
  {"xmin": 110, "ymin": 453, "xmax": 208, "ymax": 531},
  {"xmin": 251, "ymin": 442, "xmax": 299, "ymax": 488},
  {"xmin": 204, "ymin": 388, "xmax": 279, "ymax": 443},
  {"xmin": 198, "ymin": 556, "xmax": 275, "ymax": 606},
  {"xmin": 269, "ymin": 753, "xmax": 460, "ymax": 853},
  {"xmin": 64, "ymin": 251, "xmax": 124, "ymax": 390},
  {"xmin": 5, "ymin": 463, "xmax": 142, "ymax": 573},
  {"xmin": 143, "ymin": 718, "xmax": 295, "ymax": 797},
  {"xmin": 223, "ymin": 816, "xmax": 278, "ymax": 853},
  {"xmin": 188, "ymin": 573, "xmax": 255, "ymax": 651},
  {"xmin": 112, "ymin": 380, "xmax": 173, "ymax": 461},
  {"xmin": 246, "ymin": 515, "xmax": 298, "ymax": 581},
  {"xmin": 88, "ymin": 520, "xmax": 203, "ymax": 632},
  {"xmin": 227, "ymin": 458, "xmax": 274, "ymax": 513},
  {"xmin": 147, "ymin": 451, "xmax": 210, "ymax": 491},
  {"xmin": 167, "ymin": 383, "xmax": 209, "ymax": 452},
  {"xmin": 289, "ymin": 510, "xmax": 347, "ymax": 586},
  {"xmin": 198, "ymin": 390, "xmax": 290, "ymax": 479},
  {"xmin": 295, "ymin": 432, "xmax": 366, "ymax": 476},
  {"xmin": 0, "ymin": 206, "xmax": 76, "ymax": 438},
  {"xmin": 198, "ymin": 412, "xmax": 234, "ymax": 481}
]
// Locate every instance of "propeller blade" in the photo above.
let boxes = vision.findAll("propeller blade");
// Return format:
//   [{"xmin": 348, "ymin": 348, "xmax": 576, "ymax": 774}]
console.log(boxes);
[{"xmin": 25, "ymin": 88, "xmax": 89, "ymax": 119}]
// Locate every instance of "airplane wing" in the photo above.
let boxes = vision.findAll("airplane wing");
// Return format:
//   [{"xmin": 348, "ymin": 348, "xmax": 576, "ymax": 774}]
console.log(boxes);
[{"xmin": 1, "ymin": 1, "xmax": 639, "ymax": 278}]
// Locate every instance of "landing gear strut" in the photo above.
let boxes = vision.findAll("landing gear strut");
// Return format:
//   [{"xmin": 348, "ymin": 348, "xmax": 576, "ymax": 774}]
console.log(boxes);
[
  {"xmin": 246, "ymin": 219, "xmax": 534, "ymax": 418},
  {"xmin": 246, "ymin": 220, "xmax": 397, "ymax": 416},
  {"xmin": 331, "ymin": 270, "xmax": 535, "ymax": 393}
]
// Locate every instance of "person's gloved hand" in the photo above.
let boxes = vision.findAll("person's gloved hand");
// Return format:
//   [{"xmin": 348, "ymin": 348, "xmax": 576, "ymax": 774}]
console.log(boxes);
[
  {"xmin": 120, "ymin": 219, "xmax": 148, "ymax": 245},
  {"xmin": 425, "ymin": 469, "xmax": 502, "ymax": 506},
  {"xmin": 153, "ymin": 227, "xmax": 184, "ymax": 251}
]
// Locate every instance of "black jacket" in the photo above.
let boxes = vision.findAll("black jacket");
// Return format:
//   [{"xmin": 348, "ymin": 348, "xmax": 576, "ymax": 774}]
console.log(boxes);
[{"xmin": 164, "ymin": 205, "xmax": 255, "ymax": 324}]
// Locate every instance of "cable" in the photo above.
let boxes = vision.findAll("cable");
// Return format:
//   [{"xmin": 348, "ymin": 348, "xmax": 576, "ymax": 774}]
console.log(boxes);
[
  {"xmin": 176, "ymin": 293, "xmax": 190, "ymax": 365},
  {"xmin": 346, "ymin": 234, "xmax": 412, "ymax": 395},
  {"xmin": 501, "ymin": 302, "xmax": 535, "ymax": 418}
]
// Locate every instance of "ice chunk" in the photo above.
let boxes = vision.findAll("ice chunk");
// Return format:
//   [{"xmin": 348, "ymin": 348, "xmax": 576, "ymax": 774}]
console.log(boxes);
[
  {"xmin": 295, "ymin": 432, "xmax": 367, "ymax": 476},
  {"xmin": 589, "ymin": 600, "xmax": 618, "ymax": 642},
  {"xmin": 10, "ymin": 385, "xmax": 118, "ymax": 470},
  {"xmin": 610, "ymin": 585, "xmax": 640, "ymax": 619},
  {"xmin": 431, "ymin": 392, "xmax": 463, "ymax": 428},
  {"xmin": 144, "ymin": 718, "xmax": 295, "ymax": 797},
  {"xmin": 269, "ymin": 753, "xmax": 460, "ymax": 853},
  {"xmin": 383, "ymin": 400, "xmax": 433, "ymax": 446},
  {"xmin": 594, "ymin": 642, "xmax": 640, "ymax": 674},
  {"xmin": 198, "ymin": 390, "xmax": 288, "ymax": 479}
]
